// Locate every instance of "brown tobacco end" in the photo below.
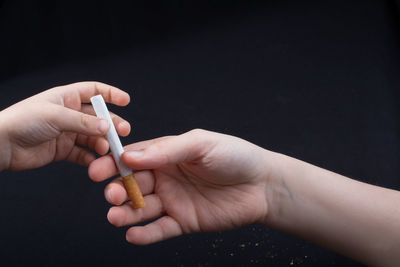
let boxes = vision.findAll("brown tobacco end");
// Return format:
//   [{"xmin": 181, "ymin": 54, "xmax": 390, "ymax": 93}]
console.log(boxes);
[{"xmin": 122, "ymin": 173, "xmax": 146, "ymax": 209}]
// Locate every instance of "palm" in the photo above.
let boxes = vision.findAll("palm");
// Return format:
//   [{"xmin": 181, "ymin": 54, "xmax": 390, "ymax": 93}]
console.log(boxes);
[
  {"xmin": 90, "ymin": 130, "xmax": 269, "ymax": 245},
  {"xmin": 9, "ymin": 131, "xmax": 79, "ymax": 170},
  {"xmin": 153, "ymin": 163, "xmax": 267, "ymax": 233},
  {"xmin": 7, "ymin": 97, "xmax": 85, "ymax": 170}
]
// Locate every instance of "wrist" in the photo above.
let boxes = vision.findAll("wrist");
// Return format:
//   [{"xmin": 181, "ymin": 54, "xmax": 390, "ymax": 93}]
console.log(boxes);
[{"xmin": 258, "ymin": 149, "xmax": 291, "ymax": 228}]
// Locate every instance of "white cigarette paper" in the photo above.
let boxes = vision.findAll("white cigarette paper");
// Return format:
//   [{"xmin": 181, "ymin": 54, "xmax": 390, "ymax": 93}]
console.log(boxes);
[{"xmin": 90, "ymin": 95, "xmax": 132, "ymax": 177}]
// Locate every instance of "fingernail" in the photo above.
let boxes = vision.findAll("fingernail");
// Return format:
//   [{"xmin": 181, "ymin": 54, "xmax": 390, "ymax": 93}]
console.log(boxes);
[
  {"xmin": 98, "ymin": 120, "xmax": 109, "ymax": 133},
  {"xmin": 106, "ymin": 188, "xmax": 112, "ymax": 203},
  {"xmin": 125, "ymin": 150, "xmax": 144, "ymax": 158},
  {"xmin": 119, "ymin": 121, "xmax": 130, "ymax": 129},
  {"xmin": 126, "ymin": 232, "xmax": 133, "ymax": 243}
]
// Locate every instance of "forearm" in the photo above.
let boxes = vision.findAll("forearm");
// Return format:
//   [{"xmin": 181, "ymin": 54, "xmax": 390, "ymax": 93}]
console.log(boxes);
[
  {"xmin": 263, "ymin": 151, "xmax": 400, "ymax": 266},
  {"xmin": 0, "ymin": 111, "xmax": 11, "ymax": 171}
]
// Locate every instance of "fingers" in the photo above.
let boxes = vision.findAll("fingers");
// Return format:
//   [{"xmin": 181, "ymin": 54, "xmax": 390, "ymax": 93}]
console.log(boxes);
[
  {"xmin": 66, "ymin": 146, "xmax": 96, "ymax": 166},
  {"xmin": 125, "ymin": 216, "xmax": 183, "ymax": 245},
  {"xmin": 104, "ymin": 170, "xmax": 155, "ymax": 205},
  {"xmin": 115, "ymin": 120, "xmax": 130, "ymax": 137},
  {"xmin": 49, "ymin": 103, "xmax": 131, "ymax": 138},
  {"xmin": 88, "ymin": 136, "xmax": 173, "ymax": 182},
  {"xmin": 121, "ymin": 129, "xmax": 217, "ymax": 170},
  {"xmin": 105, "ymin": 178, "xmax": 127, "ymax": 204},
  {"xmin": 50, "ymin": 105, "xmax": 130, "ymax": 141},
  {"xmin": 108, "ymin": 194, "xmax": 163, "ymax": 227},
  {"xmin": 62, "ymin": 81, "xmax": 130, "ymax": 106},
  {"xmin": 49, "ymin": 104, "xmax": 110, "ymax": 136},
  {"xmin": 74, "ymin": 104, "xmax": 131, "ymax": 154},
  {"xmin": 76, "ymin": 135, "xmax": 109, "ymax": 155},
  {"xmin": 80, "ymin": 104, "xmax": 131, "ymax": 137},
  {"xmin": 88, "ymin": 154, "xmax": 118, "ymax": 181},
  {"xmin": 123, "ymin": 136, "xmax": 173, "ymax": 151},
  {"xmin": 47, "ymin": 82, "xmax": 131, "ymax": 138}
]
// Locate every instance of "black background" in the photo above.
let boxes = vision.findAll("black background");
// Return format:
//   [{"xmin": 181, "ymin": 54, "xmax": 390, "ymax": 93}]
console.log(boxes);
[{"xmin": 0, "ymin": 0, "xmax": 399, "ymax": 266}]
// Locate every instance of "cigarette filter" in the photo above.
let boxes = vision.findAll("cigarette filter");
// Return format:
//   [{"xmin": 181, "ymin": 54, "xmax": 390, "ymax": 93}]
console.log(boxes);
[{"xmin": 90, "ymin": 95, "xmax": 145, "ymax": 209}]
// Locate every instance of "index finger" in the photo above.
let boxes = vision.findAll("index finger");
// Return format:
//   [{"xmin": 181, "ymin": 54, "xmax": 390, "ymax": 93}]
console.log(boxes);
[
  {"xmin": 63, "ymin": 81, "xmax": 131, "ymax": 106},
  {"xmin": 88, "ymin": 136, "xmax": 173, "ymax": 182}
]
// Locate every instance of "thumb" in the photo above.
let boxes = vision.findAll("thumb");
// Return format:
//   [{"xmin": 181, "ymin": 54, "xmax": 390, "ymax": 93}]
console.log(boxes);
[
  {"xmin": 122, "ymin": 129, "xmax": 216, "ymax": 170},
  {"xmin": 50, "ymin": 105, "xmax": 109, "ymax": 136}
]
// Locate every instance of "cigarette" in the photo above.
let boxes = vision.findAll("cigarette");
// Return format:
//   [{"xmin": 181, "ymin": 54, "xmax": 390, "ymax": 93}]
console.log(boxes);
[{"xmin": 90, "ymin": 95, "xmax": 146, "ymax": 209}]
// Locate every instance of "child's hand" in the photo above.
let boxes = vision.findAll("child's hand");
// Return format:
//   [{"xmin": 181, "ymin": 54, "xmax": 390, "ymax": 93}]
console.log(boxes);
[
  {"xmin": 89, "ymin": 129, "xmax": 271, "ymax": 245},
  {"xmin": 0, "ymin": 82, "xmax": 130, "ymax": 171}
]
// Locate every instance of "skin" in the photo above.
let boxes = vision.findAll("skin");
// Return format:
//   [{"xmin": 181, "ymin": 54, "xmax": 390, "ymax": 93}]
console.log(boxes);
[
  {"xmin": 0, "ymin": 81, "xmax": 131, "ymax": 171},
  {"xmin": 1, "ymin": 83, "xmax": 398, "ymax": 266},
  {"xmin": 90, "ymin": 130, "xmax": 271, "ymax": 243},
  {"xmin": 89, "ymin": 129, "xmax": 400, "ymax": 267}
]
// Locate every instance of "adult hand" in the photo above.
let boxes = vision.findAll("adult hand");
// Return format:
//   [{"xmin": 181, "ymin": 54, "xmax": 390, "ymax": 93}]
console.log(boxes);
[{"xmin": 89, "ymin": 129, "xmax": 271, "ymax": 245}]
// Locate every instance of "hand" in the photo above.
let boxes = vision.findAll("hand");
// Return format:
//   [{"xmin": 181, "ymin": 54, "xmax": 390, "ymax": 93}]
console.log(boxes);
[
  {"xmin": 89, "ymin": 129, "xmax": 271, "ymax": 245},
  {"xmin": 0, "ymin": 81, "xmax": 130, "ymax": 171}
]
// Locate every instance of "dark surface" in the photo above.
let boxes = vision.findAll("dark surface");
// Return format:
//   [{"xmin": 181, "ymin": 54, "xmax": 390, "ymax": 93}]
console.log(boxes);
[{"xmin": 0, "ymin": 0, "xmax": 399, "ymax": 266}]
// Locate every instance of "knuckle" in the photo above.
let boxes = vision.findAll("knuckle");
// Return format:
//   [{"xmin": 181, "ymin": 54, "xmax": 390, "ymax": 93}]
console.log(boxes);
[
  {"xmin": 112, "ymin": 115, "xmax": 122, "ymax": 125},
  {"xmin": 136, "ymin": 208, "xmax": 145, "ymax": 223},
  {"xmin": 149, "ymin": 142, "xmax": 163, "ymax": 152},
  {"xmin": 80, "ymin": 114, "xmax": 92, "ymax": 128},
  {"xmin": 188, "ymin": 128, "xmax": 206, "ymax": 136}
]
